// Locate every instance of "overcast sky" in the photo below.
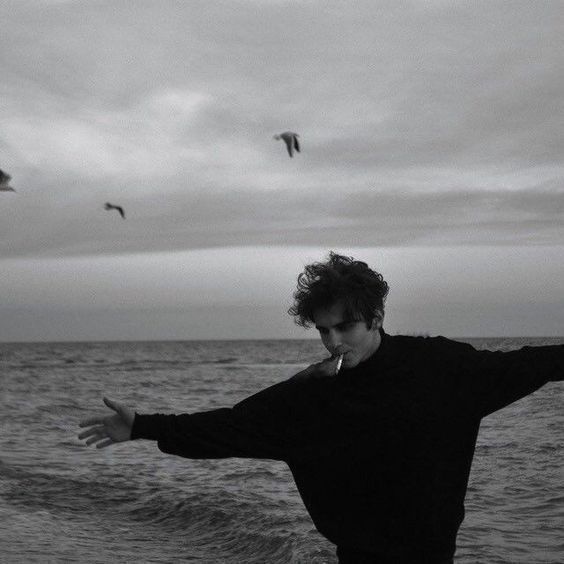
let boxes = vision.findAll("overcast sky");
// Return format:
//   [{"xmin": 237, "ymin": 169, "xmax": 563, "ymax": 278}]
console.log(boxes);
[{"xmin": 1, "ymin": 0, "xmax": 562, "ymax": 341}]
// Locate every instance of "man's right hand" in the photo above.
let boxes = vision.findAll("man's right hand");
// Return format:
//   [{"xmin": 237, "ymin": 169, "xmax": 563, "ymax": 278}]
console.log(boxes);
[
  {"xmin": 292, "ymin": 355, "xmax": 343, "ymax": 380},
  {"xmin": 78, "ymin": 397, "xmax": 135, "ymax": 448}
]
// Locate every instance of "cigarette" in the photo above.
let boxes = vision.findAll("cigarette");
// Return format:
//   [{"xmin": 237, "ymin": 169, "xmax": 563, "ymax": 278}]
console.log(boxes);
[{"xmin": 335, "ymin": 354, "xmax": 344, "ymax": 375}]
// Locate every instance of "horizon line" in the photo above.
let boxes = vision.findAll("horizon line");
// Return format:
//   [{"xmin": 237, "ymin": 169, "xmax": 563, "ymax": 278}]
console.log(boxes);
[{"xmin": 1, "ymin": 335, "xmax": 563, "ymax": 345}]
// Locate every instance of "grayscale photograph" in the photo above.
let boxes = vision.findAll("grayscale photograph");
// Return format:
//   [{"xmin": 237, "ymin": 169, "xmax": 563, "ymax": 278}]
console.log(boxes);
[{"xmin": 1, "ymin": 1, "xmax": 562, "ymax": 563}]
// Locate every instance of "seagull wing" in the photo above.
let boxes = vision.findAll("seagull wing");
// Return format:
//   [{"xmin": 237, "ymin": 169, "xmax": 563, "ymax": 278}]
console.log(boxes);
[
  {"xmin": 283, "ymin": 136, "xmax": 294, "ymax": 157},
  {"xmin": 0, "ymin": 170, "xmax": 15, "ymax": 191},
  {"xmin": 116, "ymin": 206, "xmax": 125, "ymax": 219},
  {"xmin": 293, "ymin": 135, "xmax": 300, "ymax": 153},
  {"xmin": 0, "ymin": 169, "xmax": 12, "ymax": 186}
]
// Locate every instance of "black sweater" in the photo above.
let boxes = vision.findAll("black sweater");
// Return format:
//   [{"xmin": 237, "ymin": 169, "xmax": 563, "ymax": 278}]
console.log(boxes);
[{"xmin": 132, "ymin": 333, "xmax": 563, "ymax": 561}]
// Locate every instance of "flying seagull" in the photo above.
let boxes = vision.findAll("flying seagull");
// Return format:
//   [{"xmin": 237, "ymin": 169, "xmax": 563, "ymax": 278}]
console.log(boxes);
[
  {"xmin": 274, "ymin": 131, "xmax": 300, "ymax": 158},
  {"xmin": 104, "ymin": 202, "xmax": 125, "ymax": 219},
  {"xmin": 0, "ymin": 169, "xmax": 15, "ymax": 191}
]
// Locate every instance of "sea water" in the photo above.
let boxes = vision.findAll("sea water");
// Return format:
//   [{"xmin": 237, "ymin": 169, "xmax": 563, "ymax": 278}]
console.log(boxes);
[{"xmin": 1, "ymin": 337, "xmax": 562, "ymax": 563}]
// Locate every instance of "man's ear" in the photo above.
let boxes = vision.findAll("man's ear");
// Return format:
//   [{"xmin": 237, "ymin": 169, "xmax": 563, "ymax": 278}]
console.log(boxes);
[{"xmin": 370, "ymin": 311, "xmax": 384, "ymax": 331}]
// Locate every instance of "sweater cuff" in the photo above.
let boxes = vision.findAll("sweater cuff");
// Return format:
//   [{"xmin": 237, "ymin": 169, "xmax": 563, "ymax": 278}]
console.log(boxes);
[{"xmin": 131, "ymin": 413, "xmax": 163, "ymax": 441}]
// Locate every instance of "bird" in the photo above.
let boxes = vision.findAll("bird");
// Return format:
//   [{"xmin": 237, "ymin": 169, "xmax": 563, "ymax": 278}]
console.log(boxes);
[
  {"xmin": 104, "ymin": 202, "xmax": 125, "ymax": 219},
  {"xmin": 274, "ymin": 131, "xmax": 300, "ymax": 158},
  {"xmin": 0, "ymin": 169, "xmax": 16, "ymax": 191}
]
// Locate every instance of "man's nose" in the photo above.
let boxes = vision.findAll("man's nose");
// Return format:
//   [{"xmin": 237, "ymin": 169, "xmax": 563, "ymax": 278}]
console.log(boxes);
[{"xmin": 325, "ymin": 330, "xmax": 342, "ymax": 349}]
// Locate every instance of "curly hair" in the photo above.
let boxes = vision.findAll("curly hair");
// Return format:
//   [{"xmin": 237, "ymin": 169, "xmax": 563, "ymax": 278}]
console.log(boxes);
[{"xmin": 288, "ymin": 252, "xmax": 390, "ymax": 328}]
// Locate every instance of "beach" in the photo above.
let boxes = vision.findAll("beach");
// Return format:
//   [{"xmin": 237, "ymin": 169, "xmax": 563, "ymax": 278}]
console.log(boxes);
[{"xmin": 1, "ymin": 337, "xmax": 562, "ymax": 563}]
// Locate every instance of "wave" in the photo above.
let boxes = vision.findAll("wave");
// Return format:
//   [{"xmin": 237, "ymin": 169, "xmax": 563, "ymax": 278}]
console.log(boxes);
[{"xmin": 0, "ymin": 459, "xmax": 322, "ymax": 563}]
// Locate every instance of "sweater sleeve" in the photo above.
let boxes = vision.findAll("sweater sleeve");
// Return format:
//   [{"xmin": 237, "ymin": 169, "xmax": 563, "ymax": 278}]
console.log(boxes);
[
  {"xmin": 131, "ymin": 379, "xmax": 301, "ymax": 462},
  {"xmin": 452, "ymin": 342, "xmax": 564, "ymax": 418}
]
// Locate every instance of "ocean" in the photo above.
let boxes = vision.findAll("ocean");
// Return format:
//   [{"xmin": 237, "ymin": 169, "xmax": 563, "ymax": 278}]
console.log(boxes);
[{"xmin": 1, "ymin": 337, "xmax": 562, "ymax": 563}]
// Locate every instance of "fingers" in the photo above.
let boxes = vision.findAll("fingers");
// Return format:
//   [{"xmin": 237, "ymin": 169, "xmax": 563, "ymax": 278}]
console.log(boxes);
[
  {"xmin": 291, "ymin": 364, "xmax": 317, "ymax": 380},
  {"xmin": 79, "ymin": 424, "xmax": 109, "ymax": 446},
  {"xmin": 78, "ymin": 398, "xmax": 123, "ymax": 448},
  {"xmin": 86, "ymin": 435, "xmax": 112, "ymax": 448},
  {"xmin": 315, "ymin": 356, "xmax": 341, "ymax": 377},
  {"xmin": 85, "ymin": 434, "xmax": 102, "ymax": 446},
  {"xmin": 103, "ymin": 397, "xmax": 119, "ymax": 412},
  {"xmin": 79, "ymin": 398, "xmax": 117, "ymax": 428},
  {"xmin": 79, "ymin": 425, "xmax": 113, "ymax": 448},
  {"xmin": 293, "ymin": 357, "xmax": 341, "ymax": 381},
  {"xmin": 78, "ymin": 425, "xmax": 105, "ymax": 440},
  {"xmin": 96, "ymin": 438, "xmax": 113, "ymax": 449},
  {"xmin": 79, "ymin": 416, "xmax": 105, "ymax": 428}
]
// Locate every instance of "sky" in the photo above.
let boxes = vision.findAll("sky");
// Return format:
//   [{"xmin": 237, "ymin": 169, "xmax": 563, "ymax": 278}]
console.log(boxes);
[{"xmin": 1, "ymin": 0, "xmax": 562, "ymax": 341}]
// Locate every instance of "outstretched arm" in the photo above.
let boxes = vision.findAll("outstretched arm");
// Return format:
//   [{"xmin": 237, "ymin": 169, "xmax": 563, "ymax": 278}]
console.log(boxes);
[
  {"xmin": 78, "ymin": 397, "xmax": 135, "ymax": 448},
  {"xmin": 77, "ymin": 364, "xmax": 331, "ymax": 460},
  {"xmin": 446, "ymin": 340, "xmax": 564, "ymax": 418}
]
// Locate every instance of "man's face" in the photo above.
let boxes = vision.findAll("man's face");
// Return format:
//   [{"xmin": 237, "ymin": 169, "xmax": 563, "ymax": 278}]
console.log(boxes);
[{"xmin": 313, "ymin": 301, "xmax": 382, "ymax": 369}]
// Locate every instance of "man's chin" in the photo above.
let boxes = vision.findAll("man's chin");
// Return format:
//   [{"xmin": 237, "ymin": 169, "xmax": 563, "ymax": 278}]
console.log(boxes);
[{"xmin": 342, "ymin": 356, "xmax": 357, "ymax": 369}]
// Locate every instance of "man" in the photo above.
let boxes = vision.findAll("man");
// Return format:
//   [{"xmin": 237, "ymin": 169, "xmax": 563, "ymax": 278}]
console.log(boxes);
[{"xmin": 79, "ymin": 252, "xmax": 563, "ymax": 563}]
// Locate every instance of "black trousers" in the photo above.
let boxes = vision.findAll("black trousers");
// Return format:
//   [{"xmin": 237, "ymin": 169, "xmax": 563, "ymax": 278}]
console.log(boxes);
[{"xmin": 336, "ymin": 546, "xmax": 454, "ymax": 564}]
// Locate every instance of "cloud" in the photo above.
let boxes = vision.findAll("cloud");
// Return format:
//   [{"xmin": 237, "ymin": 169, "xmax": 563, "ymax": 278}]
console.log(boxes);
[
  {"xmin": 2, "ymin": 89, "xmax": 211, "ymax": 177},
  {"xmin": 0, "ymin": 1, "xmax": 562, "ymax": 259},
  {"xmin": 1, "ymin": 176, "xmax": 562, "ymax": 258}
]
